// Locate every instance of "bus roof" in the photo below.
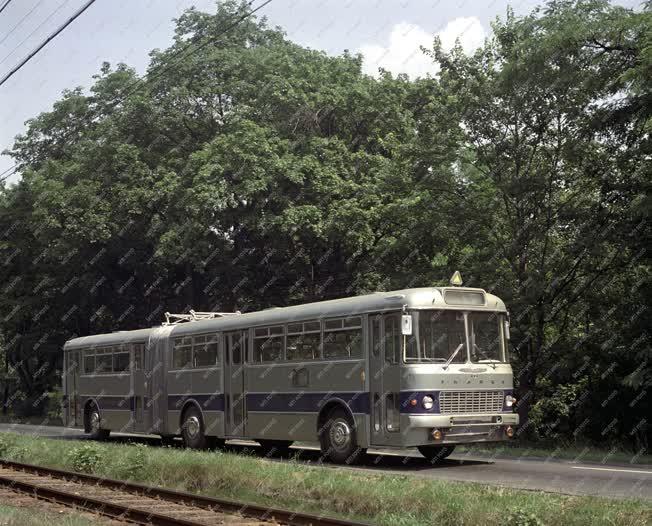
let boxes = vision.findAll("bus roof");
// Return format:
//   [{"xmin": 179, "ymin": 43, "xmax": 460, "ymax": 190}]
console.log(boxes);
[{"xmin": 63, "ymin": 287, "xmax": 506, "ymax": 350}]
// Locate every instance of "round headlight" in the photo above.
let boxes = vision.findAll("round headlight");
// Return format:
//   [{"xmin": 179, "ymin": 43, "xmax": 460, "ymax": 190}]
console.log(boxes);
[
  {"xmin": 422, "ymin": 395, "xmax": 434, "ymax": 410},
  {"xmin": 505, "ymin": 394, "xmax": 516, "ymax": 407}
]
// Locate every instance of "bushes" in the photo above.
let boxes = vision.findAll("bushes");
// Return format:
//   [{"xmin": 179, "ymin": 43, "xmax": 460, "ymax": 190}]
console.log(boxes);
[{"xmin": 68, "ymin": 444, "xmax": 103, "ymax": 473}]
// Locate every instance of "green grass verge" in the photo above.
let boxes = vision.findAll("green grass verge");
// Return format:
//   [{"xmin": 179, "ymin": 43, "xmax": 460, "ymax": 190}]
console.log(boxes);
[
  {"xmin": 0, "ymin": 432, "xmax": 649, "ymax": 526},
  {"xmin": 458, "ymin": 442, "xmax": 652, "ymax": 465},
  {"xmin": 0, "ymin": 504, "xmax": 96, "ymax": 526}
]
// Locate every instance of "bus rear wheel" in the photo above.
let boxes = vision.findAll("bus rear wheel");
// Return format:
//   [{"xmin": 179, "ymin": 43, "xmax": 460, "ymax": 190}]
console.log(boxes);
[
  {"xmin": 418, "ymin": 445, "xmax": 455, "ymax": 463},
  {"xmin": 86, "ymin": 404, "xmax": 110, "ymax": 440},
  {"xmin": 320, "ymin": 407, "xmax": 365, "ymax": 464},
  {"xmin": 181, "ymin": 406, "xmax": 206, "ymax": 449}
]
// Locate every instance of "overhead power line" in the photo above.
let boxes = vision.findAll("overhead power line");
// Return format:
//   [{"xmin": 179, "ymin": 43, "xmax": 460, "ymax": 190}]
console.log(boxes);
[
  {"xmin": 0, "ymin": 1, "xmax": 46, "ymax": 47},
  {"xmin": 0, "ymin": 0, "xmax": 14, "ymax": 15},
  {"xmin": 0, "ymin": 0, "xmax": 71, "ymax": 67},
  {"xmin": 0, "ymin": 0, "xmax": 274, "ymax": 182},
  {"xmin": 0, "ymin": 165, "xmax": 17, "ymax": 183},
  {"xmin": 0, "ymin": 0, "xmax": 96, "ymax": 87}
]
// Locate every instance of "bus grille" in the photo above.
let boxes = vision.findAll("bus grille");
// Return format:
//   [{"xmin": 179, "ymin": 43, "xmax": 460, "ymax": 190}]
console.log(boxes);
[{"xmin": 439, "ymin": 390, "xmax": 504, "ymax": 414}]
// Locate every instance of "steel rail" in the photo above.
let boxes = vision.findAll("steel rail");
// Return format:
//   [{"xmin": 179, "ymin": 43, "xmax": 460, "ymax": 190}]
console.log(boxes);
[{"xmin": 0, "ymin": 458, "xmax": 371, "ymax": 526}]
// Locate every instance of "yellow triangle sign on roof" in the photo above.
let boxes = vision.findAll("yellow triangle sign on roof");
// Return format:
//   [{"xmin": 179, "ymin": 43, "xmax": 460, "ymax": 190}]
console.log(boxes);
[{"xmin": 450, "ymin": 271, "xmax": 463, "ymax": 286}]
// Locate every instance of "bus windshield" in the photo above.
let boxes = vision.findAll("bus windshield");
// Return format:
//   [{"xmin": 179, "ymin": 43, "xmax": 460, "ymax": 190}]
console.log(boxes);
[
  {"xmin": 406, "ymin": 310, "xmax": 507, "ymax": 364},
  {"xmin": 468, "ymin": 311, "xmax": 505, "ymax": 363},
  {"xmin": 409, "ymin": 311, "xmax": 466, "ymax": 363}
]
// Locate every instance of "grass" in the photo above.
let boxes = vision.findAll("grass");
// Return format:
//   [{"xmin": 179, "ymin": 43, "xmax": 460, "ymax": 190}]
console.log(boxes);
[
  {"xmin": 458, "ymin": 442, "xmax": 652, "ymax": 465},
  {"xmin": 0, "ymin": 432, "xmax": 649, "ymax": 526},
  {"xmin": 0, "ymin": 504, "xmax": 96, "ymax": 526}
]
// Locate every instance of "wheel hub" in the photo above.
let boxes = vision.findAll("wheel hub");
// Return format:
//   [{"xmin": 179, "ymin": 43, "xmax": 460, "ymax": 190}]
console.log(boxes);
[
  {"xmin": 90, "ymin": 411, "xmax": 100, "ymax": 433},
  {"xmin": 330, "ymin": 419, "xmax": 351, "ymax": 451},
  {"xmin": 185, "ymin": 416, "xmax": 200, "ymax": 439}
]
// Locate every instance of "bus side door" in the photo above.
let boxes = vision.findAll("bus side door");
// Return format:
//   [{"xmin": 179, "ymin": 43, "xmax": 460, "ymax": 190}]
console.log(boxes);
[
  {"xmin": 224, "ymin": 331, "xmax": 247, "ymax": 437},
  {"xmin": 369, "ymin": 313, "xmax": 403, "ymax": 447}
]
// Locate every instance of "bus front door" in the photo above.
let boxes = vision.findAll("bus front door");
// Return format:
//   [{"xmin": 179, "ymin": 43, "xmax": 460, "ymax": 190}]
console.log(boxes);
[
  {"xmin": 369, "ymin": 313, "xmax": 403, "ymax": 446},
  {"xmin": 224, "ymin": 331, "xmax": 247, "ymax": 437}
]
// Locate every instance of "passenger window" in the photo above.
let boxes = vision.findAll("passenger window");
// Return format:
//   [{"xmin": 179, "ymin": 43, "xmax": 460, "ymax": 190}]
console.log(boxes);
[
  {"xmin": 96, "ymin": 351, "xmax": 112, "ymax": 373},
  {"xmin": 113, "ymin": 352, "xmax": 130, "ymax": 372},
  {"xmin": 83, "ymin": 351, "xmax": 95, "ymax": 374},
  {"xmin": 194, "ymin": 334, "xmax": 218, "ymax": 367},
  {"xmin": 286, "ymin": 321, "xmax": 321, "ymax": 361},
  {"xmin": 173, "ymin": 338, "xmax": 192, "ymax": 369},
  {"xmin": 323, "ymin": 317, "xmax": 362, "ymax": 359},
  {"xmin": 253, "ymin": 326, "xmax": 283, "ymax": 362}
]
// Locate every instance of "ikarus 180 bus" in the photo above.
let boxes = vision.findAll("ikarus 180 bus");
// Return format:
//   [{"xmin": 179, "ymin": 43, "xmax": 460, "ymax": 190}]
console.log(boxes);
[{"xmin": 63, "ymin": 273, "xmax": 518, "ymax": 464}]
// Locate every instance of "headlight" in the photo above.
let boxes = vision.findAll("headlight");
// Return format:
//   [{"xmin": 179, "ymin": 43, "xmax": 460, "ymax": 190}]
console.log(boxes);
[
  {"xmin": 505, "ymin": 394, "xmax": 516, "ymax": 407},
  {"xmin": 422, "ymin": 395, "xmax": 434, "ymax": 410}
]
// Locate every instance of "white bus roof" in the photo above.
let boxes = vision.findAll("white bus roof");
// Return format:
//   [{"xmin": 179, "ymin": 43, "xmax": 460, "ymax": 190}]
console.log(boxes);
[{"xmin": 63, "ymin": 287, "xmax": 506, "ymax": 350}]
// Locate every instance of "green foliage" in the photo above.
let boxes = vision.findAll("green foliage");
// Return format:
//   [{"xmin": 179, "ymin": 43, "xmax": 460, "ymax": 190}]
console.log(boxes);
[
  {"xmin": 68, "ymin": 443, "xmax": 103, "ymax": 473},
  {"xmin": 117, "ymin": 443, "xmax": 148, "ymax": 479},
  {"xmin": 507, "ymin": 509, "xmax": 545, "ymax": 526},
  {"xmin": 46, "ymin": 387, "xmax": 64, "ymax": 421},
  {"xmin": 0, "ymin": 434, "xmax": 13, "ymax": 457}
]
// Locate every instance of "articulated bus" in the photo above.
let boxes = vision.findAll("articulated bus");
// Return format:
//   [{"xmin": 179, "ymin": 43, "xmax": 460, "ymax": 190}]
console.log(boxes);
[{"xmin": 63, "ymin": 280, "xmax": 518, "ymax": 463}]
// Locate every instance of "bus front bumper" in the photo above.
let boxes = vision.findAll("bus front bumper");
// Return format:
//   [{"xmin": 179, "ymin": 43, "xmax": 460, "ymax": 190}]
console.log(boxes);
[{"xmin": 404, "ymin": 413, "xmax": 519, "ymax": 446}]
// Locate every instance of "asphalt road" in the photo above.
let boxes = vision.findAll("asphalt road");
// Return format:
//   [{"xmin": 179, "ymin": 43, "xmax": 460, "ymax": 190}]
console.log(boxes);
[{"xmin": 1, "ymin": 423, "xmax": 650, "ymax": 501}]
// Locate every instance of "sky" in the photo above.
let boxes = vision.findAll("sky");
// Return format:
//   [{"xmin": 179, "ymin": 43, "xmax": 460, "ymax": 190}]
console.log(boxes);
[{"xmin": 0, "ymin": 0, "xmax": 640, "ymax": 182}]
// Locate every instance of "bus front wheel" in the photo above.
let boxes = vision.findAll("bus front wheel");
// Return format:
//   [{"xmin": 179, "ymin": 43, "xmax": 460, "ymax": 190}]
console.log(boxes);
[
  {"xmin": 320, "ymin": 407, "xmax": 365, "ymax": 464},
  {"xmin": 418, "ymin": 445, "xmax": 455, "ymax": 463}
]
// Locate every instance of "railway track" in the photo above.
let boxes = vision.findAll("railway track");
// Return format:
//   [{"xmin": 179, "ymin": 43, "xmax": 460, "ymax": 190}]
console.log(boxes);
[{"xmin": 0, "ymin": 459, "xmax": 371, "ymax": 526}]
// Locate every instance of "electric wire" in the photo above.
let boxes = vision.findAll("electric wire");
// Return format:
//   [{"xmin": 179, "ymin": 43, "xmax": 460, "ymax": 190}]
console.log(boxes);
[
  {"xmin": 0, "ymin": 0, "xmax": 96, "ymax": 87},
  {"xmin": 0, "ymin": 1, "xmax": 45, "ymax": 46},
  {"xmin": 0, "ymin": 0, "xmax": 14, "ymax": 16},
  {"xmin": 0, "ymin": 0, "xmax": 275, "ymax": 183},
  {"xmin": 0, "ymin": 0, "xmax": 70, "ymax": 67}
]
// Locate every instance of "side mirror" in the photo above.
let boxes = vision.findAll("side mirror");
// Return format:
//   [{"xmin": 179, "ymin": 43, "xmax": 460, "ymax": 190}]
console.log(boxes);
[{"xmin": 401, "ymin": 314, "xmax": 413, "ymax": 335}]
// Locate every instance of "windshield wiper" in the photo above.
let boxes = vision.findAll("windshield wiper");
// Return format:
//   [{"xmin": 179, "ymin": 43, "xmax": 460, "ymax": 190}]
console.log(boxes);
[
  {"xmin": 473, "ymin": 343, "xmax": 497, "ymax": 369},
  {"xmin": 443, "ymin": 343, "xmax": 464, "ymax": 370}
]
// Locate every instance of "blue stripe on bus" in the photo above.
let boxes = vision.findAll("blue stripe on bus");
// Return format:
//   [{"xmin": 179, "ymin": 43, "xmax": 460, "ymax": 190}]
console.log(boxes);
[
  {"xmin": 399, "ymin": 389, "xmax": 513, "ymax": 415},
  {"xmin": 246, "ymin": 391, "xmax": 370, "ymax": 414},
  {"xmin": 399, "ymin": 391, "xmax": 441, "ymax": 414},
  {"xmin": 81, "ymin": 389, "xmax": 513, "ymax": 416},
  {"xmin": 167, "ymin": 394, "xmax": 224, "ymax": 411}
]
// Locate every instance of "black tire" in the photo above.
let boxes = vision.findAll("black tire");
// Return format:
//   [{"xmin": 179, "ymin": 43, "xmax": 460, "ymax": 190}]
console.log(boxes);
[
  {"xmin": 257, "ymin": 439, "xmax": 293, "ymax": 457},
  {"xmin": 181, "ymin": 406, "xmax": 206, "ymax": 449},
  {"xmin": 418, "ymin": 445, "xmax": 455, "ymax": 463},
  {"xmin": 86, "ymin": 404, "xmax": 110, "ymax": 440},
  {"xmin": 319, "ymin": 407, "xmax": 365, "ymax": 464},
  {"xmin": 160, "ymin": 435, "xmax": 176, "ymax": 447}
]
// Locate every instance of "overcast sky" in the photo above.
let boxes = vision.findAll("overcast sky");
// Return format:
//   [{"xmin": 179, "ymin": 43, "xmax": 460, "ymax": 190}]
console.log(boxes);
[{"xmin": 0, "ymin": 0, "xmax": 640, "ymax": 182}]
